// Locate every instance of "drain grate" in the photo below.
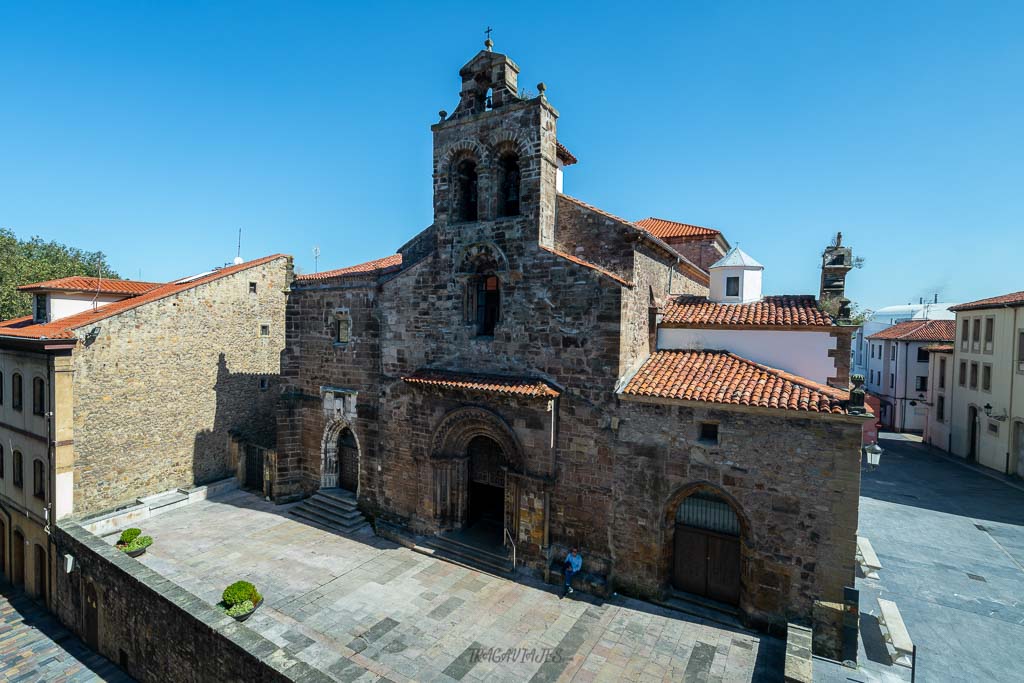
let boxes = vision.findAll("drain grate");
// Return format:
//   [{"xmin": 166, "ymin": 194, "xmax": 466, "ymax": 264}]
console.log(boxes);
[{"xmin": 966, "ymin": 572, "xmax": 987, "ymax": 582}]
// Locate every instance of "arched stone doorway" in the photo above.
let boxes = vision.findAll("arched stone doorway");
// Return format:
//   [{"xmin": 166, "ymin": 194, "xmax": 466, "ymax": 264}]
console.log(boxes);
[
  {"xmin": 12, "ymin": 529, "xmax": 25, "ymax": 587},
  {"xmin": 321, "ymin": 420, "xmax": 360, "ymax": 493},
  {"xmin": 665, "ymin": 486, "xmax": 745, "ymax": 607},
  {"xmin": 467, "ymin": 435, "xmax": 505, "ymax": 530}
]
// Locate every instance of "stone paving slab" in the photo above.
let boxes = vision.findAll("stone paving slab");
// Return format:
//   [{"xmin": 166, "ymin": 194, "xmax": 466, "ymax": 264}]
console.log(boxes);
[
  {"xmin": 0, "ymin": 583, "xmax": 132, "ymax": 682},
  {"xmin": 126, "ymin": 489, "xmax": 780, "ymax": 682}
]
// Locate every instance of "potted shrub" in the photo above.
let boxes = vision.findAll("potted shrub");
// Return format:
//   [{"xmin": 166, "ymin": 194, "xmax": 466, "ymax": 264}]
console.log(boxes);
[
  {"xmin": 219, "ymin": 580, "xmax": 263, "ymax": 622},
  {"xmin": 115, "ymin": 528, "xmax": 153, "ymax": 558}
]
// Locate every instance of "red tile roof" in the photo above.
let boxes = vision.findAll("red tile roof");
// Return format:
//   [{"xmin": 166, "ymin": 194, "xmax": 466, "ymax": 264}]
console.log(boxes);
[
  {"xmin": 949, "ymin": 291, "xmax": 1024, "ymax": 312},
  {"xmin": 403, "ymin": 369, "xmax": 560, "ymax": 398},
  {"xmin": 539, "ymin": 245, "xmax": 633, "ymax": 287},
  {"xmin": 556, "ymin": 141, "xmax": 577, "ymax": 166},
  {"xmin": 662, "ymin": 295, "xmax": 834, "ymax": 328},
  {"xmin": 922, "ymin": 343, "xmax": 954, "ymax": 353},
  {"xmin": 635, "ymin": 218, "xmax": 721, "ymax": 240},
  {"xmin": 867, "ymin": 319, "xmax": 956, "ymax": 342},
  {"xmin": 17, "ymin": 277, "xmax": 162, "ymax": 296},
  {"xmin": 0, "ymin": 254, "xmax": 288, "ymax": 341},
  {"xmin": 296, "ymin": 254, "xmax": 403, "ymax": 282},
  {"xmin": 622, "ymin": 350, "xmax": 849, "ymax": 414}
]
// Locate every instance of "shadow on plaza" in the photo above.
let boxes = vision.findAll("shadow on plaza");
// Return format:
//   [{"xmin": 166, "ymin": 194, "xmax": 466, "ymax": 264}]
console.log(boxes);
[
  {"xmin": 860, "ymin": 437, "xmax": 1024, "ymax": 526},
  {"xmin": 0, "ymin": 581, "xmax": 133, "ymax": 682}
]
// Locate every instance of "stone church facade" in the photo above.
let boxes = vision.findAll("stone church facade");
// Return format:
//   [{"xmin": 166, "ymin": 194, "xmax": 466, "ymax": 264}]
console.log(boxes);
[{"xmin": 274, "ymin": 44, "xmax": 869, "ymax": 639}]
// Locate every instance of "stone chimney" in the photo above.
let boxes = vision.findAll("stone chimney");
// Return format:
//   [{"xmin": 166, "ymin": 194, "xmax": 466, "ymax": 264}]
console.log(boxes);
[{"xmin": 820, "ymin": 232, "xmax": 853, "ymax": 323}]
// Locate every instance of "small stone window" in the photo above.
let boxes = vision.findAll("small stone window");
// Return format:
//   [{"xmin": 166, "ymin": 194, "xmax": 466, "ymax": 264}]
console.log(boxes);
[
  {"xmin": 725, "ymin": 277, "xmax": 739, "ymax": 297},
  {"xmin": 454, "ymin": 158, "xmax": 479, "ymax": 222},
  {"xmin": 699, "ymin": 422, "xmax": 719, "ymax": 445},
  {"xmin": 497, "ymin": 153, "xmax": 521, "ymax": 217},
  {"xmin": 12, "ymin": 373, "xmax": 22, "ymax": 412},
  {"xmin": 13, "ymin": 450, "xmax": 23, "ymax": 488},
  {"xmin": 249, "ymin": 282, "xmax": 257, "ymax": 294},
  {"xmin": 334, "ymin": 311, "xmax": 351, "ymax": 344},
  {"xmin": 259, "ymin": 324, "xmax": 271, "ymax": 337},
  {"xmin": 32, "ymin": 377, "xmax": 45, "ymax": 416},
  {"xmin": 258, "ymin": 378, "xmax": 270, "ymax": 391},
  {"xmin": 33, "ymin": 459, "xmax": 45, "ymax": 499},
  {"xmin": 468, "ymin": 274, "xmax": 500, "ymax": 337}
]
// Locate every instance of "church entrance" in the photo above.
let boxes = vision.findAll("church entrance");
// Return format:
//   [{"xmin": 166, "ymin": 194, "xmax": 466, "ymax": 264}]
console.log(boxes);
[
  {"xmin": 672, "ymin": 492, "xmax": 742, "ymax": 606},
  {"xmin": 466, "ymin": 435, "xmax": 505, "ymax": 545},
  {"xmin": 322, "ymin": 423, "xmax": 359, "ymax": 493}
]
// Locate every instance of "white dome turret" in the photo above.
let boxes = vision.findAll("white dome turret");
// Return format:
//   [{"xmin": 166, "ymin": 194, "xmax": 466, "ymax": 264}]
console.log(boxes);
[{"xmin": 708, "ymin": 246, "xmax": 764, "ymax": 303}]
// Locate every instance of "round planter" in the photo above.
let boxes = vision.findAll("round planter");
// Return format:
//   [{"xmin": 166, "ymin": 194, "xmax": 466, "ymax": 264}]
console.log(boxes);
[
  {"xmin": 232, "ymin": 597, "xmax": 263, "ymax": 622},
  {"xmin": 116, "ymin": 544, "xmax": 148, "ymax": 558}
]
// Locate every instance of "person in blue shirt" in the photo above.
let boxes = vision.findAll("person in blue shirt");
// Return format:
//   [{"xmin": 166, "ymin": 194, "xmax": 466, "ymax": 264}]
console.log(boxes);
[{"xmin": 563, "ymin": 548, "xmax": 582, "ymax": 596}]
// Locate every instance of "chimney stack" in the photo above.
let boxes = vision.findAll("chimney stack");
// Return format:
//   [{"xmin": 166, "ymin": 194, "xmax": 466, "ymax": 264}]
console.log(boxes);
[{"xmin": 820, "ymin": 232, "xmax": 854, "ymax": 324}]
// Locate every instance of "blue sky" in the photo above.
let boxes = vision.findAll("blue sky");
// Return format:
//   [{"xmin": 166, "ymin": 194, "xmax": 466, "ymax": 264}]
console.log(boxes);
[{"xmin": 1, "ymin": 2, "xmax": 1021, "ymax": 311}]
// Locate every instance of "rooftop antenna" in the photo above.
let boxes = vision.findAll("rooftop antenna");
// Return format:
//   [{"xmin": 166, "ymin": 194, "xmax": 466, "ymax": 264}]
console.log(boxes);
[
  {"xmin": 313, "ymin": 245, "xmax": 321, "ymax": 273},
  {"xmin": 233, "ymin": 228, "xmax": 244, "ymax": 265}
]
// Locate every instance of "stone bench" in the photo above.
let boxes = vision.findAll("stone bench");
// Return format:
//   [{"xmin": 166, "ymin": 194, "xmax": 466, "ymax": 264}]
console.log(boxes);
[
  {"xmin": 876, "ymin": 597, "xmax": 914, "ymax": 667},
  {"xmin": 547, "ymin": 558, "xmax": 610, "ymax": 597},
  {"xmin": 857, "ymin": 536, "xmax": 882, "ymax": 579}
]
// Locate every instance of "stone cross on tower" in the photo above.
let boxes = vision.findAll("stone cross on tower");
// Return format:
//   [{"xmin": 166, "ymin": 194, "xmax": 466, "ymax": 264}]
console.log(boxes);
[{"xmin": 485, "ymin": 26, "xmax": 493, "ymax": 51}]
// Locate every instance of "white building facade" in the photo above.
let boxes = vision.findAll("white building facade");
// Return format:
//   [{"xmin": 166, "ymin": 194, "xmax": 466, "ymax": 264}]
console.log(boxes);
[
  {"xmin": 852, "ymin": 301, "xmax": 958, "ymax": 377},
  {"xmin": 922, "ymin": 345, "xmax": 954, "ymax": 450}
]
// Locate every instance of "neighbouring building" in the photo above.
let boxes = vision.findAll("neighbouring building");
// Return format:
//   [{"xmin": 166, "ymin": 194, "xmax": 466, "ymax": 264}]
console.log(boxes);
[
  {"xmin": 944, "ymin": 292, "xmax": 1024, "ymax": 475},
  {"xmin": 922, "ymin": 343, "xmax": 955, "ymax": 450},
  {"xmin": 0, "ymin": 255, "xmax": 290, "ymax": 608},
  {"xmin": 275, "ymin": 41, "xmax": 870, "ymax": 641},
  {"xmin": 851, "ymin": 300, "xmax": 958, "ymax": 377},
  {"xmin": 865, "ymin": 319, "xmax": 956, "ymax": 432},
  {"xmin": 634, "ymin": 217, "xmax": 730, "ymax": 271}
]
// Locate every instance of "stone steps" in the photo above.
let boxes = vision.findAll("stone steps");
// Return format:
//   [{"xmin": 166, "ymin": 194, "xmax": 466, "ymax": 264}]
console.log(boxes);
[
  {"xmin": 656, "ymin": 589, "xmax": 744, "ymax": 630},
  {"xmin": 289, "ymin": 488, "xmax": 371, "ymax": 535},
  {"xmin": 377, "ymin": 522, "xmax": 515, "ymax": 578}
]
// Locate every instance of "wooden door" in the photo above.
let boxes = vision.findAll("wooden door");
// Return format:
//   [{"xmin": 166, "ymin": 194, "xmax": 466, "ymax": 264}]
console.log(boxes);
[
  {"xmin": 672, "ymin": 525, "xmax": 708, "ymax": 596},
  {"xmin": 12, "ymin": 531, "xmax": 24, "ymax": 586},
  {"xmin": 34, "ymin": 545, "xmax": 47, "ymax": 604},
  {"xmin": 706, "ymin": 534, "xmax": 741, "ymax": 605},
  {"xmin": 338, "ymin": 429, "xmax": 358, "ymax": 493},
  {"xmin": 84, "ymin": 582, "xmax": 99, "ymax": 649}
]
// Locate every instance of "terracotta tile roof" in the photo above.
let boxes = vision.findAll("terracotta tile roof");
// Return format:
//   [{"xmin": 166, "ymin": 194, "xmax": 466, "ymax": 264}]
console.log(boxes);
[
  {"xmin": 949, "ymin": 291, "xmax": 1024, "ymax": 312},
  {"xmin": 556, "ymin": 141, "xmax": 577, "ymax": 166},
  {"xmin": 0, "ymin": 315, "xmax": 33, "ymax": 329},
  {"xmin": 622, "ymin": 350, "xmax": 849, "ymax": 414},
  {"xmin": 922, "ymin": 343, "xmax": 954, "ymax": 353},
  {"xmin": 403, "ymin": 369, "xmax": 560, "ymax": 398},
  {"xmin": 0, "ymin": 254, "xmax": 288, "ymax": 341},
  {"xmin": 17, "ymin": 277, "xmax": 162, "ymax": 296},
  {"xmin": 296, "ymin": 254, "xmax": 403, "ymax": 282},
  {"xmin": 539, "ymin": 245, "xmax": 633, "ymax": 287},
  {"xmin": 867, "ymin": 319, "xmax": 956, "ymax": 342},
  {"xmin": 635, "ymin": 218, "xmax": 721, "ymax": 240},
  {"xmin": 661, "ymin": 295, "xmax": 834, "ymax": 328}
]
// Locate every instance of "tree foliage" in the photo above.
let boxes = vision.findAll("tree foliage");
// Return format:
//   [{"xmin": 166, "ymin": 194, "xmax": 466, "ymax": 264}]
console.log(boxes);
[{"xmin": 0, "ymin": 228, "xmax": 119, "ymax": 321}]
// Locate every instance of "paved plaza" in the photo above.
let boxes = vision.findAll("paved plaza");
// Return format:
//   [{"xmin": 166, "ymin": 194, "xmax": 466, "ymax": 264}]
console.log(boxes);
[
  {"xmin": 840, "ymin": 435, "xmax": 1024, "ymax": 682},
  {"xmin": 128, "ymin": 489, "xmax": 780, "ymax": 682},
  {"xmin": 0, "ymin": 583, "xmax": 131, "ymax": 682}
]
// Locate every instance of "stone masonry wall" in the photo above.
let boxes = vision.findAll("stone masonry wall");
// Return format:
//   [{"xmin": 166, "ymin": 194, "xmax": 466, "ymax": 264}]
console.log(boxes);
[
  {"xmin": 73, "ymin": 257, "xmax": 290, "ymax": 515},
  {"xmin": 662, "ymin": 237, "xmax": 727, "ymax": 272},
  {"xmin": 52, "ymin": 521, "xmax": 331, "ymax": 683},
  {"xmin": 609, "ymin": 400, "xmax": 863, "ymax": 630}
]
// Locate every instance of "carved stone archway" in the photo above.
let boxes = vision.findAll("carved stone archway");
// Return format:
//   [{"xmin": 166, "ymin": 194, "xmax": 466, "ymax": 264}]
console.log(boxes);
[{"xmin": 320, "ymin": 418, "xmax": 361, "ymax": 492}]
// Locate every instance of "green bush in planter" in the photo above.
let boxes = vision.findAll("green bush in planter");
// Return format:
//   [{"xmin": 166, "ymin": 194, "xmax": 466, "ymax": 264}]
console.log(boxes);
[
  {"xmin": 118, "ymin": 528, "xmax": 141, "ymax": 545},
  {"xmin": 222, "ymin": 580, "xmax": 262, "ymax": 607},
  {"xmin": 225, "ymin": 600, "xmax": 255, "ymax": 617},
  {"xmin": 122, "ymin": 535, "xmax": 153, "ymax": 553}
]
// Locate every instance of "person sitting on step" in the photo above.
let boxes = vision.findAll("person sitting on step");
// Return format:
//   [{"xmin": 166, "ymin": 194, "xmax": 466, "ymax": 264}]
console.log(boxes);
[{"xmin": 563, "ymin": 548, "xmax": 582, "ymax": 597}]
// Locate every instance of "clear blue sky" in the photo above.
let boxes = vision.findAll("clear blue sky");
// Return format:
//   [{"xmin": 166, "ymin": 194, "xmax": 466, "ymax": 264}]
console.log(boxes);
[{"xmin": 2, "ymin": 2, "xmax": 1022, "ymax": 311}]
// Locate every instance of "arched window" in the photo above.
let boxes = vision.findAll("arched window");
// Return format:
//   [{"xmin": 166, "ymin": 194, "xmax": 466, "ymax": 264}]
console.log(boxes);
[
  {"xmin": 32, "ymin": 377, "xmax": 45, "ymax": 416},
  {"xmin": 11, "ymin": 373, "xmax": 22, "ymax": 412},
  {"xmin": 13, "ymin": 451, "xmax": 23, "ymax": 489},
  {"xmin": 33, "ymin": 459, "xmax": 45, "ymax": 499},
  {"xmin": 455, "ymin": 159, "xmax": 478, "ymax": 222},
  {"xmin": 676, "ymin": 491, "xmax": 740, "ymax": 536},
  {"xmin": 475, "ymin": 274, "xmax": 500, "ymax": 336},
  {"xmin": 497, "ymin": 153, "xmax": 520, "ymax": 217}
]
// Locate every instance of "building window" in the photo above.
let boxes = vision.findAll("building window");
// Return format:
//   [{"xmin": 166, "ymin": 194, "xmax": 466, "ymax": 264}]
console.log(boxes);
[
  {"xmin": 454, "ymin": 158, "xmax": 479, "ymax": 222},
  {"xmin": 961, "ymin": 319, "xmax": 969, "ymax": 350},
  {"xmin": 475, "ymin": 274, "xmax": 500, "ymax": 336},
  {"xmin": 915, "ymin": 376, "xmax": 928, "ymax": 392},
  {"xmin": 259, "ymin": 324, "xmax": 270, "ymax": 337},
  {"xmin": 12, "ymin": 373, "xmax": 22, "ymax": 412},
  {"xmin": 497, "ymin": 153, "xmax": 521, "ymax": 217},
  {"xmin": 972, "ymin": 318, "xmax": 981, "ymax": 350},
  {"xmin": 699, "ymin": 422, "xmax": 719, "ymax": 444},
  {"xmin": 939, "ymin": 357, "xmax": 946, "ymax": 389},
  {"xmin": 0, "ymin": 370, "xmax": 3, "ymax": 405},
  {"xmin": 870, "ymin": 345, "xmax": 874, "ymax": 359},
  {"xmin": 13, "ymin": 451, "xmax": 23, "ymax": 488},
  {"xmin": 33, "ymin": 459, "xmax": 44, "ymax": 499},
  {"xmin": 982, "ymin": 364, "xmax": 992, "ymax": 392},
  {"xmin": 959, "ymin": 361, "xmax": 967, "ymax": 386},
  {"xmin": 1019, "ymin": 330, "xmax": 1024, "ymax": 373},
  {"xmin": 258, "ymin": 378, "xmax": 270, "ymax": 391},
  {"xmin": 249, "ymin": 282, "xmax": 257, "ymax": 294},
  {"xmin": 988, "ymin": 421, "xmax": 999, "ymax": 435},
  {"xmin": 334, "ymin": 311, "xmax": 351, "ymax": 344},
  {"xmin": 34, "ymin": 294, "xmax": 47, "ymax": 323},
  {"xmin": 891, "ymin": 345, "xmax": 896, "ymax": 361},
  {"xmin": 889, "ymin": 373, "xmax": 895, "ymax": 389},
  {"xmin": 917, "ymin": 347, "xmax": 929, "ymax": 363},
  {"xmin": 984, "ymin": 317, "xmax": 994, "ymax": 353},
  {"xmin": 725, "ymin": 276, "xmax": 740, "ymax": 297},
  {"xmin": 969, "ymin": 362, "xmax": 978, "ymax": 390},
  {"xmin": 32, "ymin": 377, "xmax": 45, "ymax": 416},
  {"xmin": 0, "ymin": 444, "xmax": 4, "ymax": 479},
  {"xmin": 936, "ymin": 395, "xmax": 945, "ymax": 423}
]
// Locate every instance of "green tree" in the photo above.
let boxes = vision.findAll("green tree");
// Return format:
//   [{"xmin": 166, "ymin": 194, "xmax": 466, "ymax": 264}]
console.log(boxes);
[{"xmin": 0, "ymin": 228, "xmax": 119, "ymax": 321}]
